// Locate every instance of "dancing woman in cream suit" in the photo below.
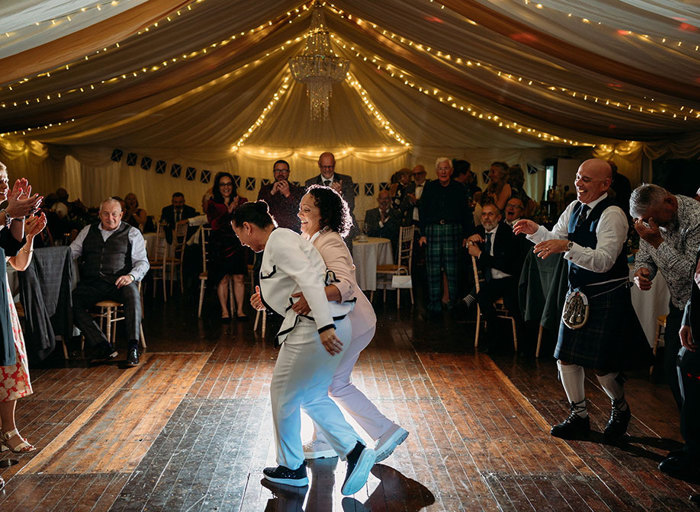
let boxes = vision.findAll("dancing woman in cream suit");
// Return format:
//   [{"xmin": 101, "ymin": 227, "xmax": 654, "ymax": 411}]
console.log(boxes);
[
  {"xmin": 231, "ymin": 201, "xmax": 375, "ymax": 496},
  {"xmin": 295, "ymin": 186, "xmax": 408, "ymax": 462}
]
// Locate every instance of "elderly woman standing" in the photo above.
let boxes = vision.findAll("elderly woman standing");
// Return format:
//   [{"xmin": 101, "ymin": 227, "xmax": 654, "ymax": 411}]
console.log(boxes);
[
  {"xmin": 0, "ymin": 163, "xmax": 44, "ymax": 492},
  {"xmin": 295, "ymin": 185, "xmax": 408, "ymax": 462},
  {"xmin": 233, "ymin": 201, "xmax": 375, "ymax": 495}
]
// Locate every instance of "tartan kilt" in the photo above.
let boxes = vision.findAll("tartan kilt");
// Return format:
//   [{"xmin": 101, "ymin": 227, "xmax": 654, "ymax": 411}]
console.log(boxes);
[{"xmin": 554, "ymin": 283, "xmax": 631, "ymax": 371}]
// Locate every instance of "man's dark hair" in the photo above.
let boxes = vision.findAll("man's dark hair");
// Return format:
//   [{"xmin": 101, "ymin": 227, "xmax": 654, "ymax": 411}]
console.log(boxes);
[
  {"xmin": 452, "ymin": 159, "xmax": 471, "ymax": 177},
  {"xmin": 273, "ymin": 159, "xmax": 290, "ymax": 170},
  {"xmin": 172, "ymin": 192, "xmax": 184, "ymax": 199}
]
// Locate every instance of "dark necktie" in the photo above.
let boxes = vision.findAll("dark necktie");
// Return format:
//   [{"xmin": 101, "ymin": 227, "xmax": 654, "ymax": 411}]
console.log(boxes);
[
  {"xmin": 323, "ymin": 179, "xmax": 332, "ymax": 187},
  {"xmin": 484, "ymin": 232, "xmax": 493, "ymax": 281},
  {"xmin": 175, "ymin": 209, "xmax": 181, "ymax": 223},
  {"xmin": 575, "ymin": 204, "xmax": 590, "ymax": 230}
]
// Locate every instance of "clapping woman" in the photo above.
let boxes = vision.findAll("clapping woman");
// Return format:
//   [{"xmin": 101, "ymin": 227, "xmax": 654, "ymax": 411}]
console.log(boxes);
[
  {"xmin": 0, "ymin": 162, "xmax": 44, "ymax": 468},
  {"xmin": 233, "ymin": 201, "xmax": 375, "ymax": 496}
]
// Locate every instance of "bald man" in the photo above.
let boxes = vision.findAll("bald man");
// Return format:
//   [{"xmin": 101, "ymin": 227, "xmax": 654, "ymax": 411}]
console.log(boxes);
[{"xmin": 514, "ymin": 159, "xmax": 638, "ymax": 442}]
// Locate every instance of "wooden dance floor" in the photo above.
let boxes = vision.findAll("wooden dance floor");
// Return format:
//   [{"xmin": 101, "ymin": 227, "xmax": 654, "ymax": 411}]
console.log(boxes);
[{"xmin": 0, "ymin": 296, "xmax": 697, "ymax": 511}]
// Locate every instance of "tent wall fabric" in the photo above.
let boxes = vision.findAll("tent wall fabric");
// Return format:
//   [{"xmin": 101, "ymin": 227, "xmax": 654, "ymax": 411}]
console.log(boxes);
[{"xmin": 1, "ymin": 0, "xmax": 698, "ymax": 214}]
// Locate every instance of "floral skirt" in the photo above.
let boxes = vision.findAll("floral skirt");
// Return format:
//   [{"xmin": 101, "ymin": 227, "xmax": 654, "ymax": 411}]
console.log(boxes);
[{"xmin": 0, "ymin": 280, "xmax": 32, "ymax": 402}]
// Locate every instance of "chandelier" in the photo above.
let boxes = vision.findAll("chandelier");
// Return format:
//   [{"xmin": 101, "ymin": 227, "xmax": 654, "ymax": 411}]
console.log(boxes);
[{"xmin": 289, "ymin": 3, "xmax": 349, "ymax": 120}]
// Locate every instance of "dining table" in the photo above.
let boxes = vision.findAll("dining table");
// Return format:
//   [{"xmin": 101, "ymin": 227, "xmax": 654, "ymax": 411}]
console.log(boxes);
[{"xmin": 352, "ymin": 236, "xmax": 394, "ymax": 291}]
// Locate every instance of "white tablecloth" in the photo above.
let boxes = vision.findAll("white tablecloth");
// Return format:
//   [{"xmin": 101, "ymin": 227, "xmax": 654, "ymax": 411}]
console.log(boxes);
[
  {"xmin": 352, "ymin": 237, "xmax": 393, "ymax": 291},
  {"xmin": 630, "ymin": 268, "xmax": 670, "ymax": 347}
]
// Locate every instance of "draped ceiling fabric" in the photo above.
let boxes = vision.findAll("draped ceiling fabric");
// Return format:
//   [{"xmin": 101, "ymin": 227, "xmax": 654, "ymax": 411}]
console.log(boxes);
[{"xmin": 0, "ymin": 0, "xmax": 699, "ymax": 218}]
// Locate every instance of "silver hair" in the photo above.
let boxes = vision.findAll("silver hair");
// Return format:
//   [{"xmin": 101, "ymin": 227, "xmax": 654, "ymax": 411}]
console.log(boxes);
[
  {"xmin": 629, "ymin": 183, "xmax": 669, "ymax": 219},
  {"xmin": 435, "ymin": 157, "xmax": 451, "ymax": 168},
  {"xmin": 100, "ymin": 197, "xmax": 122, "ymax": 212}
]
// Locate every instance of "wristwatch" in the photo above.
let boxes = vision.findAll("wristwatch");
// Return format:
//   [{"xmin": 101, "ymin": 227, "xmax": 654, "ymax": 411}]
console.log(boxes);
[
  {"xmin": 567, "ymin": 241, "xmax": 574, "ymax": 251},
  {"xmin": 0, "ymin": 209, "xmax": 12, "ymax": 228}
]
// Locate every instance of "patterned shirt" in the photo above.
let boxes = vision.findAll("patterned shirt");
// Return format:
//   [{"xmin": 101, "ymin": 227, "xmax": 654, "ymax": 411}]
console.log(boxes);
[{"xmin": 634, "ymin": 195, "xmax": 700, "ymax": 308}]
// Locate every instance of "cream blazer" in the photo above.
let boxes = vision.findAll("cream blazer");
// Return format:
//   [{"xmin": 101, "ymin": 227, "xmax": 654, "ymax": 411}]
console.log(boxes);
[
  {"xmin": 259, "ymin": 228, "xmax": 353, "ymax": 343},
  {"xmin": 311, "ymin": 230, "xmax": 376, "ymax": 338}
]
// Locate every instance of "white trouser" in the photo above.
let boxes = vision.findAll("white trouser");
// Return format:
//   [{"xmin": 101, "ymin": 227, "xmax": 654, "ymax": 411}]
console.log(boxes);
[
  {"xmin": 313, "ymin": 325, "xmax": 395, "ymax": 441},
  {"xmin": 271, "ymin": 316, "xmax": 360, "ymax": 469}
]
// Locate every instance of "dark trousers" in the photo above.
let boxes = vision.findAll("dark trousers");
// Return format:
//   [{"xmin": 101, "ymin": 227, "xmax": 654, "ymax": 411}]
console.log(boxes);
[
  {"xmin": 678, "ymin": 346, "xmax": 700, "ymax": 459},
  {"xmin": 72, "ymin": 279, "xmax": 141, "ymax": 348},
  {"xmin": 665, "ymin": 303, "xmax": 684, "ymax": 410},
  {"xmin": 476, "ymin": 276, "xmax": 521, "ymax": 328}
]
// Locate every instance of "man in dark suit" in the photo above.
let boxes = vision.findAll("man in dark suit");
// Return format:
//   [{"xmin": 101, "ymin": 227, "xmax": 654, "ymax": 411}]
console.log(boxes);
[
  {"xmin": 661, "ymin": 252, "xmax": 700, "ymax": 481},
  {"xmin": 258, "ymin": 159, "xmax": 305, "ymax": 231},
  {"xmin": 464, "ymin": 203, "xmax": 523, "ymax": 345},
  {"xmin": 365, "ymin": 190, "xmax": 401, "ymax": 254},
  {"xmin": 160, "ymin": 192, "xmax": 198, "ymax": 244},
  {"xmin": 305, "ymin": 152, "xmax": 355, "ymax": 216},
  {"xmin": 405, "ymin": 165, "xmax": 428, "ymax": 230}
]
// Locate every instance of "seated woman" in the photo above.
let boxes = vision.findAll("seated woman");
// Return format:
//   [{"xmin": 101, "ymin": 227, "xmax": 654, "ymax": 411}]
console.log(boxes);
[
  {"xmin": 207, "ymin": 173, "xmax": 247, "ymax": 321},
  {"xmin": 234, "ymin": 201, "xmax": 375, "ymax": 495},
  {"xmin": 296, "ymin": 185, "xmax": 409, "ymax": 463},
  {"xmin": 124, "ymin": 193, "xmax": 148, "ymax": 230}
]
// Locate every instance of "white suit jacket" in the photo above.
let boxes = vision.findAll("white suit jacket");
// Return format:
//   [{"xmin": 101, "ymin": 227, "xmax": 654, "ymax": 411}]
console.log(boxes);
[{"xmin": 259, "ymin": 228, "xmax": 353, "ymax": 343}]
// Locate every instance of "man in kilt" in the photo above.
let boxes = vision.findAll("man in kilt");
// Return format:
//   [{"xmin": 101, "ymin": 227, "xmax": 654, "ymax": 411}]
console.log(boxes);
[
  {"xmin": 514, "ymin": 159, "xmax": 634, "ymax": 441},
  {"xmin": 418, "ymin": 158, "xmax": 473, "ymax": 313}
]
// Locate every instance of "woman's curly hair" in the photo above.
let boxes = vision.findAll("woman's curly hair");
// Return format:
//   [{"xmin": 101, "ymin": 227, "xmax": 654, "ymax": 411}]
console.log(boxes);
[{"xmin": 306, "ymin": 184, "xmax": 352, "ymax": 238}]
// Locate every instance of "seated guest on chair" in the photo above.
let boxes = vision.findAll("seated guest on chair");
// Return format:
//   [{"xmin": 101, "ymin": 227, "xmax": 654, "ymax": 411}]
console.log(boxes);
[
  {"xmin": 365, "ymin": 190, "xmax": 401, "ymax": 254},
  {"xmin": 160, "ymin": 192, "xmax": 197, "ymax": 244},
  {"xmin": 70, "ymin": 198, "xmax": 149, "ymax": 367},
  {"xmin": 462, "ymin": 203, "xmax": 523, "ymax": 346},
  {"xmin": 257, "ymin": 159, "xmax": 305, "ymax": 231}
]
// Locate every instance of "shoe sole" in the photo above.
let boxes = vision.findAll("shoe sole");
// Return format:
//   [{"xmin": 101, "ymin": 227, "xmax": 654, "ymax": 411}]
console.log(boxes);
[
  {"xmin": 342, "ymin": 448, "xmax": 376, "ymax": 496},
  {"xmin": 375, "ymin": 428, "xmax": 409, "ymax": 463},
  {"xmin": 303, "ymin": 449, "xmax": 337, "ymax": 459},
  {"xmin": 263, "ymin": 474, "xmax": 309, "ymax": 487}
]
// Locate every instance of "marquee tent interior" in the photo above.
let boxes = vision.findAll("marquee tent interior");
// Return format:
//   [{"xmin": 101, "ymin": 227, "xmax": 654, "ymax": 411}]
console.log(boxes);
[{"xmin": 1, "ymin": 0, "xmax": 699, "ymax": 218}]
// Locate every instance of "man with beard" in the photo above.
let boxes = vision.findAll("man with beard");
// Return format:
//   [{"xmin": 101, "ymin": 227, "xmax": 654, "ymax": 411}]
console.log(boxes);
[
  {"xmin": 257, "ymin": 160, "xmax": 305, "ymax": 232},
  {"xmin": 631, "ymin": 184, "xmax": 700, "ymax": 410},
  {"xmin": 463, "ymin": 203, "xmax": 522, "ymax": 349}
]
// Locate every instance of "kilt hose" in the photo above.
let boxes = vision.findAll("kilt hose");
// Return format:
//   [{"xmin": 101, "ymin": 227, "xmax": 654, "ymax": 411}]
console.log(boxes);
[
  {"xmin": 554, "ymin": 282, "xmax": 631, "ymax": 372},
  {"xmin": 425, "ymin": 223, "xmax": 462, "ymax": 311}
]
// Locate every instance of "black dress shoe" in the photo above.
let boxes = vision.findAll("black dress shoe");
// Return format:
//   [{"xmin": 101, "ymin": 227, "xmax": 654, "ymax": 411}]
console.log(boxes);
[
  {"xmin": 603, "ymin": 406, "xmax": 631, "ymax": 442},
  {"xmin": 550, "ymin": 411, "xmax": 590, "ymax": 439},
  {"xmin": 263, "ymin": 462, "xmax": 309, "ymax": 487},
  {"xmin": 342, "ymin": 442, "xmax": 376, "ymax": 496},
  {"xmin": 88, "ymin": 343, "xmax": 118, "ymax": 361},
  {"xmin": 126, "ymin": 348, "xmax": 140, "ymax": 367},
  {"xmin": 659, "ymin": 454, "xmax": 700, "ymax": 480}
]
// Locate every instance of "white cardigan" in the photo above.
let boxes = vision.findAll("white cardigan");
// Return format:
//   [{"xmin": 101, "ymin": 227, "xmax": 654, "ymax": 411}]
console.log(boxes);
[{"xmin": 259, "ymin": 228, "xmax": 353, "ymax": 343}]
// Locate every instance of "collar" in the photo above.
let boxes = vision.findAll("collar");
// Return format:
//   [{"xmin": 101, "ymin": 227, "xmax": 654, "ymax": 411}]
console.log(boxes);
[
  {"xmin": 581, "ymin": 192, "xmax": 608, "ymax": 210},
  {"xmin": 321, "ymin": 174, "xmax": 335, "ymax": 183},
  {"xmin": 485, "ymin": 225, "xmax": 498, "ymax": 236}
]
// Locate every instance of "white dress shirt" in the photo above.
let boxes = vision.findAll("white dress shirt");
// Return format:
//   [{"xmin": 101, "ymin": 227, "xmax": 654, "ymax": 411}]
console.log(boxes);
[
  {"xmin": 484, "ymin": 226, "xmax": 510, "ymax": 280},
  {"xmin": 527, "ymin": 193, "xmax": 628, "ymax": 274},
  {"xmin": 70, "ymin": 222, "xmax": 150, "ymax": 281}
]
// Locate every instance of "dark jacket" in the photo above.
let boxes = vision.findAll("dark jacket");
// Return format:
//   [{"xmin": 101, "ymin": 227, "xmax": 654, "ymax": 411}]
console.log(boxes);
[
  {"xmin": 306, "ymin": 172, "xmax": 355, "ymax": 214},
  {"xmin": 160, "ymin": 204, "xmax": 198, "ymax": 244},
  {"xmin": 365, "ymin": 207, "xmax": 402, "ymax": 254},
  {"xmin": 18, "ymin": 246, "xmax": 73, "ymax": 362},
  {"xmin": 682, "ymin": 250, "xmax": 700, "ymax": 337},
  {"xmin": 475, "ymin": 222, "xmax": 522, "ymax": 278}
]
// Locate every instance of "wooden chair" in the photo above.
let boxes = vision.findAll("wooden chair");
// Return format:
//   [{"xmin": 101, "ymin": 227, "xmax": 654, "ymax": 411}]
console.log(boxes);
[
  {"xmin": 471, "ymin": 255, "xmax": 518, "ymax": 351},
  {"xmin": 148, "ymin": 223, "xmax": 170, "ymax": 301},
  {"xmin": 198, "ymin": 226, "xmax": 234, "ymax": 318},
  {"xmin": 374, "ymin": 225, "xmax": 415, "ymax": 308},
  {"xmin": 92, "ymin": 282, "xmax": 147, "ymax": 351},
  {"xmin": 169, "ymin": 222, "xmax": 188, "ymax": 295}
]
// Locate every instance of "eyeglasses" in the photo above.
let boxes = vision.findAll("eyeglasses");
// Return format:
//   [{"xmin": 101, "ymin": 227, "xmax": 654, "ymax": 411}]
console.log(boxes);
[
  {"xmin": 273, "ymin": 168, "xmax": 290, "ymax": 173},
  {"xmin": 219, "ymin": 182, "xmax": 233, "ymax": 187}
]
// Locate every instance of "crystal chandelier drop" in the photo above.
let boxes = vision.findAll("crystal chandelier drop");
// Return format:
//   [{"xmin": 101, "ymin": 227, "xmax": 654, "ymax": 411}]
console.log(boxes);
[{"xmin": 289, "ymin": 3, "xmax": 350, "ymax": 120}]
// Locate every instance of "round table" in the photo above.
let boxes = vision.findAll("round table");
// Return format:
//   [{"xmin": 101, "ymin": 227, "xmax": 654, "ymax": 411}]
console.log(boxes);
[
  {"xmin": 630, "ymin": 268, "xmax": 671, "ymax": 347},
  {"xmin": 352, "ymin": 237, "xmax": 393, "ymax": 291}
]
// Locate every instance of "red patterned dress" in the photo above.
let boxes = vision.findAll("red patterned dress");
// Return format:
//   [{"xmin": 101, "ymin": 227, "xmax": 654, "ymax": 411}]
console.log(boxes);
[{"xmin": 0, "ymin": 277, "xmax": 32, "ymax": 402}]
